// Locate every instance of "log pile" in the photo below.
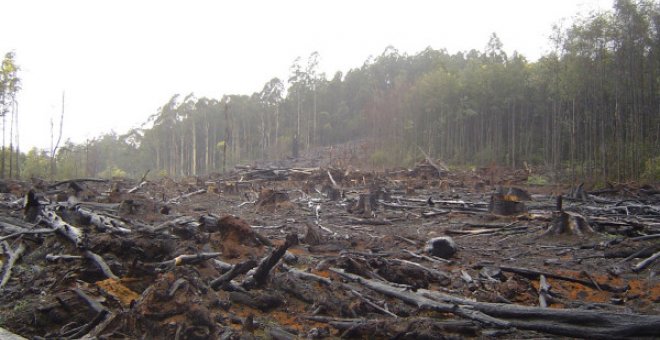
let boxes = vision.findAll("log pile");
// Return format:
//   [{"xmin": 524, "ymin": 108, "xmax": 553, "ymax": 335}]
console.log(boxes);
[{"xmin": 0, "ymin": 163, "xmax": 658, "ymax": 339}]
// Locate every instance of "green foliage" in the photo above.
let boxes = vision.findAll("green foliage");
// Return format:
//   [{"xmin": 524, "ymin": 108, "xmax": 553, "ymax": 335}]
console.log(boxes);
[
  {"xmin": 99, "ymin": 165, "xmax": 127, "ymax": 179},
  {"xmin": 21, "ymin": 148, "xmax": 49, "ymax": 179},
  {"xmin": 527, "ymin": 175, "xmax": 550, "ymax": 186},
  {"xmin": 641, "ymin": 156, "xmax": 660, "ymax": 182},
  {"xmin": 369, "ymin": 149, "xmax": 392, "ymax": 168},
  {"xmin": 8, "ymin": 1, "xmax": 658, "ymax": 182}
]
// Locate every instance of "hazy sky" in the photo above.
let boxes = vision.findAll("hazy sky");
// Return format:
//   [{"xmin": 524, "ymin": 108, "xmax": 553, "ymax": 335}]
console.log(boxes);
[{"xmin": 1, "ymin": 0, "xmax": 607, "ymax": 151}]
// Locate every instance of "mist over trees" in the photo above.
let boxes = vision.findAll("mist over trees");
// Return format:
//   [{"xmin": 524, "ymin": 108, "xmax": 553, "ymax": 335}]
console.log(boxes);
[{"xmin": 9, "ymin": 0, "xmax": 660, "ymax": 182}]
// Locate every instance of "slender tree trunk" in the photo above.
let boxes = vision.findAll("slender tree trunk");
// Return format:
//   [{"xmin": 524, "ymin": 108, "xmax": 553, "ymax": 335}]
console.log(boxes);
[
  {"xmin": 8, "ymin": 100, "xmax": 13, "ymax": 178},
  {"xmin": 179, "ymin": 132, "xmax": 185, "ymax": 177},
  {"xmin": 205, "ymin": 120, "xmax": 209, "ymax": 174},
  {"xmin": 1, "ymin": 113, "xmax": 5, "ymax": 179},
  {"xmin": 192, "ymin": 119, "xmax": 197, "ymax": 175},
  {"xmin": 14, "ymin": 101, "xmax": 19, "ymax": 179}
]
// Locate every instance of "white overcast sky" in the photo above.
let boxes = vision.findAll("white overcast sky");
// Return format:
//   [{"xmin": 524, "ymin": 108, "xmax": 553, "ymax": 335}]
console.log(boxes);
[{"xmin": 1, "ymin": 0, "xmax": 607, "ymax": 151}]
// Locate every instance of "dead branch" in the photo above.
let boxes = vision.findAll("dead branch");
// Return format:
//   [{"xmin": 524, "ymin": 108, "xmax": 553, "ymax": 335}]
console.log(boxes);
[
  {"xmin": 152, "ymin": 215, "xmax": 197, "ymax": 233},
  {"xmin": 210, "ymin": 259, "xmax": 258, "ymax": 291},
  {"xmin": 632, "ymin": 251, "xmax": 660, "ymax": 272},
  {"xmin": 498, "ymin": 265, "xmax": 626, "ymax": 292},
  {"xmin": 281, "ymin": 265, "xmax": 331, "ymax": 285},
  {"xmin": 69, "ymin": 287, "xmax": 109, "ymax": 339},
  {"xmin": 166, "ymin": 189, "xmax": 206, "ymax": 204},
  {"xmin": 45, "ymin": 254, "xmax": 83, "ymax": 261},
  {"xmin": 127, "ymin": 170, "xmax": 150, "ymax": 193},
  {"xmin": 538, "ymin": 275, "xmax": 550, "ymax": 308},
  {"xmin": 0, "ymin": 228, "xmax": 54, "ymax": 242},
  {"xmin": 83, "ymin": 250, "xmax": 118, "ymax": 280},
  {"xmin": 156, "ymin": 252, "xmax": 222, "ymax": 270}
]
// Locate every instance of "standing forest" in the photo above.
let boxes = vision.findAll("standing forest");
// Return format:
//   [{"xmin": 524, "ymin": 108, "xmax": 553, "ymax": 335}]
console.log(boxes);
[{"xmin": 3, "ymin": 0, "xmax": 660, "ymax": 183}]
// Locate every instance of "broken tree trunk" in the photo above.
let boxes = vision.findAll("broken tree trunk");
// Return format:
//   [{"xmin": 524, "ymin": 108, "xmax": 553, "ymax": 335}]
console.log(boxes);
[
  {"xmin": 242, "ymin": 234, "xmax": 297, "ymax": 290},
  {"xmin": 41, "ymin": 206, "xmax": 87, "ymax": 248},
  {"xmin": 0, "ymin": 242, "xmax": 25, "ymax": 290},
  {"xmin": 76, "ymin": 206, "xmax": 131, "ymax": 234},
  {"xmin": 210, "ymin": 259, "xmax": 258, "ymax": 291}
]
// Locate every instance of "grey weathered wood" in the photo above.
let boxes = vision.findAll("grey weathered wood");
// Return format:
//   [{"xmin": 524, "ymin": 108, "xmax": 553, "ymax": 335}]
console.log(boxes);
[{"xmin": 333, "ymin": 268, "xmax": 660, "ymax": 339}]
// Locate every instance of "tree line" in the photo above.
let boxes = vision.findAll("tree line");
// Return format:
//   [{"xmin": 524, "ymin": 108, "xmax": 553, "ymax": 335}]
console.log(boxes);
[{"xmin": 7, "ymin": 0, "xmax": 660, "ymax": 182}]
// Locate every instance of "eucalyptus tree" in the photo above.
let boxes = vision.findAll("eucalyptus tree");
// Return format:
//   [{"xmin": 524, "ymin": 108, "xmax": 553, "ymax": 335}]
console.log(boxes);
[
  {"xmin": 0, "ymin": 52, "xmax": 20, "ymax": 178},
  {"xmin": 258, "ymin": 78, "xmax": 284, "ymax": 157},
  {"xmin": 288, "ymin": 57, "xmax": 305, "ymax": 144},
  {"xmin": 306, "ymin": 52, "xmax": 320, "ymax": 147}
]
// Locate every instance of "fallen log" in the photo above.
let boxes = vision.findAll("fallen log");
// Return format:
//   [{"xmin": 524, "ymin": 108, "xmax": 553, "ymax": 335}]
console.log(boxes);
[
  {"xmin": 330, "ymin": 267, "xmax": 510, "ymax": 327},
  {"xmin": 332, "ymin": 268, "xmax": 660, "ymax": 339},
  {"xmin": 0, "ymin": 327, "xmax": 27, "ymax": 340},
  {"xmin": 41, "ymin": 206, "xmax": 87, "ymax": 248},
  {"xmin": 0, "ymin": 241, "xmax": 26, "ymax": 290},
  {"xmin": 48, "ymin": 178, "xmax": 108, "ymax": 189},
  {"xmin": 76, "ymin": 206, "xmax": 131, "ymax": 234}
]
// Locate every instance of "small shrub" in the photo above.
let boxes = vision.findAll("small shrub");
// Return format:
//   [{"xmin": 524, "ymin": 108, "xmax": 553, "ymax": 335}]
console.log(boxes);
[
  {"xmin": 527, "ymin": 175, "xmax": 550, "ymax": 185},
  {"xmin": 641, "ymin": 156, "xmax": 660, "ymax": 181},
  {"xmin": 99, "ymin": 166, "xmax": 127, "ymax": 179}
]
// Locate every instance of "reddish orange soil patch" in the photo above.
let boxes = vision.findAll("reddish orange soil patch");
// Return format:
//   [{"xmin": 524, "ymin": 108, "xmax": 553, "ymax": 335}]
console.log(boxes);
[
  {"xmin": 96, "ymin": 278, "xmax": 140, "ymax": 307},
  {"xmin": 628, "ymin": 279, "xmax": 660, "ymax": 301},
  {"xmin": 287, "ymin": 247, "xmax": 308, "ymax": 256}
]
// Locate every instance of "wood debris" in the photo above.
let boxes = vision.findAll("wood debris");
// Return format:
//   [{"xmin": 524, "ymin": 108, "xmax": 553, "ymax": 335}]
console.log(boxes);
[{"xmin": 0, "ymin": 163, "xmax": 658, "ymax": 339}]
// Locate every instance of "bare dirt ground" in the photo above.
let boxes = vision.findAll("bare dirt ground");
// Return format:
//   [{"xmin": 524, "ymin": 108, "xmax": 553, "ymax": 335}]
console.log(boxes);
[{"xmin": 0, "ymin": 148, "xmax": 658, "ymax": 339}]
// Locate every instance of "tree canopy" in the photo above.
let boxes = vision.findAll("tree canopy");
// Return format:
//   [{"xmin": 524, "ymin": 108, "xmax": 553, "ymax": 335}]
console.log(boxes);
[{"xmin": 6, "ymin": 0, "xmax": 660, "ymax": 182}]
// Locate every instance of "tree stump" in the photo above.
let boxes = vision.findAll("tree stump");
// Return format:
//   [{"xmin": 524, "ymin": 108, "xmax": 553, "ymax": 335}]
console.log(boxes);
[
  {"xmin": 349, "ymin": 193, "xmax": 378, "ymax": 215},
  {"xmin": 256, "ymin": 189, "xmax": 291, "ymax": 211},
  {"xmin": 543, "ymin": 196, "xmax": 594, "ymax": 235},
  {"xmin": 489, "ymin": 194, "xmax": 526, "ymax": 216},
  {"xmin": 496, "ymin": 186, "xmax": 532, "ymax": 201},
  {"xmin": 547, "ymin": 211, "xmax": 594, "ymax": 235},
  {"xmin": 321, "ymin": 183, "xmax": 341, "ymax": 201},
  {"xmin": 303, "ymin": 223, "xmax": 322, "ymax": 246}
]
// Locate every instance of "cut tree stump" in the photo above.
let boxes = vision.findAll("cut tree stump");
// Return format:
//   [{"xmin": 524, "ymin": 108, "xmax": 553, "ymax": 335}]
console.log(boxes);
[
  {"xmin": 349, "ymin": 193, "xmax": 378, "ymax": 215},
  {"xmin": 256, "ymin": 189, "xmax": 291, "ymax": 211},
  {"xmin": 543, "ymin": 196, "xmax": 594, "ymax": 235},
  {"xmin": 489, "ymin": 194, "xmax": 526, "ymax": 216}
]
